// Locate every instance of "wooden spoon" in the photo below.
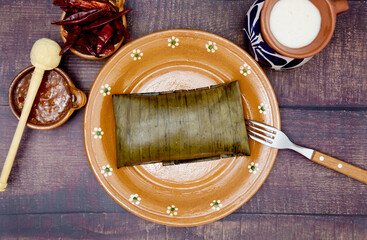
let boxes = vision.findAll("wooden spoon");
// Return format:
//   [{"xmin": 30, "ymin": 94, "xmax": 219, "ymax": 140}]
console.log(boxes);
[{"xmin": 0, "ymin": 38, "xmax": 62, "ymax": 192}]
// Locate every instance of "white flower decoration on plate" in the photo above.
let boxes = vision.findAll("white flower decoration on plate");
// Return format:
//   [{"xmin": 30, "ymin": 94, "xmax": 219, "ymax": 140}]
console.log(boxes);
[
  {"xmin": 92, "ymin": 128, "xmax": 104, "ymax": 139},
  {"xmin": 205, "ymin": 41, "xmax": 218, "ymax": 53},
  {"xmin": 168, "ymin": 36, "xmax": 179, "ymax": 48},
  {"xmin": 101, "ymin": 164, "xmax": 113, "ymax": 177},
  {"xmin": 248, "ymin": 162, "xmax": 259, "ymax": 174},
  {"xmin": 100, "ymin": 84, "xmax": 111, "ymax": 96},
  {"xmin": 210, "ymin": 200, "xmax": 223, "ymax": 211},
  {"xmin": 131, "ymin": 49, "xmax": 143, "ymax": 60},
  {"xmin": 240, "ymin": 63, "xmax": 252, "ymax": 76},
  {"xmin": 258, "ymin": 103, "xmax": 269, "ymax": 114},
  {"xmin": 129, "ymin": 194, "xmax": 141, "ymax": 205},
  {"xmin": 166, "ymin": 205, "xmax": 178, "ymax": 216}
]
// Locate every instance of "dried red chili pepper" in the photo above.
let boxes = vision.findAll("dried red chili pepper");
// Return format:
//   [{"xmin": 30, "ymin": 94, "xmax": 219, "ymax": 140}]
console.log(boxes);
[
  {"xmin": 101, "ymin": 41, "xmax": 115, "ymax": 55},
  {"xmin": 52, "ymin": 9, "xmax": 97, "ymax": 25},
  {"xmin": 53, "ymin": 0, "xmax": 68, "ymax": 7},
  {"xmin": 90, "ymin": 27, "xmax": 100, "ymax": 35},
  {"xmin": 113, "ymin": 18, "xmax": 123, "ymax": 43},
  {"xmin": 114, "ymin": 18, "xmax": 130, "ymax": 41},
  {"xmin": 88, "ymin": 31, "xmax": 99, "ymax": 47},
  {"xmin": 96, "ymin": 23, "xmax": 114, "ymax": 53},
  {"xmin": 59, "ymin": 26, "xmax": 82, "ymax": 55},
  {"xmin": 83, "ymin": 8, "xmax": 132, "ymax": 30},
  {"xmin": 60, "ymin": 7, "xmax": 80, "ymax": 15},
  {"xmin": 52, "ymin": 0, "xmax": 132, "ymax": 57},
  {"xmin": 52, "ymin": 7, "xmax": 108, "ymax": 25},
  {"xmin": 53, "ymin": 0, "xmax": 110, "ymax": 10},
  {"xmin": 76, "ymin": 37, "xmax": 98, "ymax": 57},
  {"xmin": 121, "ymin": 24, "xmax": 130, "ymax": 40}
]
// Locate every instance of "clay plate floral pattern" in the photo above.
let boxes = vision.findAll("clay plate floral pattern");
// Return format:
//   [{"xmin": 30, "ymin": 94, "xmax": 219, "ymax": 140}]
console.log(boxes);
[{"xmin": 84, "ymin": 29, "xmax": 280, "ymax": 227}]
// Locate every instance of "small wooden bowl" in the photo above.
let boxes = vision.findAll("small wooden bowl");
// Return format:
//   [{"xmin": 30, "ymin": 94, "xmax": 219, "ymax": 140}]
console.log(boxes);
[
  {"xmin": 59, "ymin": 0, "xmax": 128, "ymax": 60},
  {"xmin": 261, "ymin": 0, "xmax": 349, "ymax": 58},
  {"xmin": 8, "ymin": 66, "xmax": 87, "ymax": 130}
]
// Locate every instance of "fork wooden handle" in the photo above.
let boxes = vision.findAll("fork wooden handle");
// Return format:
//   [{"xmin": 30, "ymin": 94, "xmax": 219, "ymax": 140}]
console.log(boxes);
[{"xmin": 311, "ymin": 151, "xmax": 367, "ymax": 184}]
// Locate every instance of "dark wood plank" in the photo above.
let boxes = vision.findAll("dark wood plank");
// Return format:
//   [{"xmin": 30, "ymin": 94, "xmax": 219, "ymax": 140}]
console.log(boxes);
[
  {"xmin": 222, "ymin": 216, "xmax": 241, "ymax": 240},
  {"xmin": 0, "ymin": 106, "xmax": 366, "ymax": 215},
  {"xmin": 0, "ymin": 0, "xmax": 366, "ymax": 238},
  {"xmin": 0, "ymin": 213, "xmax": 365, "ymax": 239},
  {"xmin": 240, "ymin": 214, "xmax": 277, "ymax": 239},
  {"xmin": 0, "ymin": 1, "xmax": 365, "ymax": 107}
]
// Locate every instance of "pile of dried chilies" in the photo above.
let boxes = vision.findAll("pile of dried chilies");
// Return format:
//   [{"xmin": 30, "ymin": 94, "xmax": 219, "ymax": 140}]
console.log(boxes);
[{"xmin": 52, "ymin": 0, "xmax": 132, "ymax": 57}]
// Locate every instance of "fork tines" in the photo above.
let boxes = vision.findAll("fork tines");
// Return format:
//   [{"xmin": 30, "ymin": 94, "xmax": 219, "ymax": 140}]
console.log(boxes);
[{"xmin": 245, "ymin": 120, "xmax": 277, "ymax": 146}]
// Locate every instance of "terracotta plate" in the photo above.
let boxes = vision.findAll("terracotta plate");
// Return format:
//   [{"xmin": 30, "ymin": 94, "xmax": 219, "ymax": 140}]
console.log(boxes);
[{"xmin": 84, "ymin": 29, "xmax": 280, "ymax": 226}]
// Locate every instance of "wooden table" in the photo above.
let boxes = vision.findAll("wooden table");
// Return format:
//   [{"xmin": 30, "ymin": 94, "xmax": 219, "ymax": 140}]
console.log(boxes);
[{"xmin": 0, "ymin": 0, "xmax": 366, "ymax": 239}]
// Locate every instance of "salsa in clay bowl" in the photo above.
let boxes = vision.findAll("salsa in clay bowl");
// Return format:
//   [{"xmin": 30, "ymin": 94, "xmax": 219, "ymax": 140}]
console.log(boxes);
[{"xmin": 8, "ymin": 66, "xmax": 86, "ymax": 130}]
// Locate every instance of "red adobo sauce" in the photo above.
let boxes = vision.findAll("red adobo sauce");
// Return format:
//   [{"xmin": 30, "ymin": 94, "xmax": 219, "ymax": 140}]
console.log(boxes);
[{"xmin": 13, "ymin": 70, "xmax": 72, "ymax": 125}]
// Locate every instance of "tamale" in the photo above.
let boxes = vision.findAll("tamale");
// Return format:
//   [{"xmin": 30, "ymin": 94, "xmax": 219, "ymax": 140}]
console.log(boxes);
[{"xmin": 112, "ymin": 80, "xmax": 250, "ymax": 168}]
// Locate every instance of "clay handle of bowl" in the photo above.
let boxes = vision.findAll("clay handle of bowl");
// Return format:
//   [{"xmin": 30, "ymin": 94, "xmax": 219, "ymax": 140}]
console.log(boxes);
[
  {"xmin": 70, "ymin": 87, "xmax": 87, "ymax": 110},
  {"xmin": 332, "ymin": 0, "xmax": 349, "ymax": 15}
]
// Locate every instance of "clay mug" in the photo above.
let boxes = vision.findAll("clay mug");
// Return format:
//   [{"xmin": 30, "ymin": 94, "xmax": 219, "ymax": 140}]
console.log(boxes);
[
  {"xmin": 243, "ymin": 0, "xmax": 349, "ymax": 70},
  {"xmin": 261, "ymin": 0, "xmax": 349, "ymax": 59}
]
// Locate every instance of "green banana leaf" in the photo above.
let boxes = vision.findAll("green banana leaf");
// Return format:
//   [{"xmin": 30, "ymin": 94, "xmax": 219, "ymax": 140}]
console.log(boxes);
[{"xmin": 112, "ymin": 80, "xmax": 250, "ymax": 168}]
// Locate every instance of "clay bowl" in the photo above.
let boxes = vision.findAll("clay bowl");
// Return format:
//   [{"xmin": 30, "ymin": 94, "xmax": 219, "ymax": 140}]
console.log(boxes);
[
  {"xmin": 261, "ymin": 0, "xmax": 349, "ymax": 58},
  {"xmin": 59, "ymin": 0, "xmax": 128, "ymax": 60},
  {"xmin": 9, "ymin": 66, "xmax": 87, "ymax": 130}
]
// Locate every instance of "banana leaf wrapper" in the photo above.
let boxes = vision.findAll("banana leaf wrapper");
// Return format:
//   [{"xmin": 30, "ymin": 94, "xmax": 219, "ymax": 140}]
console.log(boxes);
[{"xmin": 112, "ymin": 80, "xmax": 250, "ymax": 168}]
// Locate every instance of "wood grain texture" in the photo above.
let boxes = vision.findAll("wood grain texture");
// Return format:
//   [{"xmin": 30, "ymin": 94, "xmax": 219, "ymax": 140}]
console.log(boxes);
[
  {"xmin": 0, "ymin": 0, "xmax": 366, "ymax": 238},
  {"xmin": 0, "ymin": 213, "xmax": 366, "ymax": 240}
]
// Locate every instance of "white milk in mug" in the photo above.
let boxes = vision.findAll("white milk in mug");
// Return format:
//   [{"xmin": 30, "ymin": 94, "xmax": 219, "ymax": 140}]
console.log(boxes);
[{"xmin": 269, "ymin": 0, "xmax": 321, "ymax": 48}]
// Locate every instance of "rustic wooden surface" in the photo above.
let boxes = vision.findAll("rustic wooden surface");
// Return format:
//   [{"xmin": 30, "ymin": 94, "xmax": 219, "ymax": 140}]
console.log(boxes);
[{"xmin": 0, "ymin": 0, "xmax": 366, "ymax": 239}]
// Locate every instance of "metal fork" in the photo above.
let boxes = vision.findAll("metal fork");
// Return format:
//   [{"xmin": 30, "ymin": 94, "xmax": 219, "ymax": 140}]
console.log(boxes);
[{"xmin": 245, "ymin": 120, "xmax": 367, "ymax": 184}]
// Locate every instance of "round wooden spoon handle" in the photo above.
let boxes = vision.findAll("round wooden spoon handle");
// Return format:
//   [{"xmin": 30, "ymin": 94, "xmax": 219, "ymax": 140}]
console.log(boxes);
[
  {"xmin": 0, "ymin": 68, "xmax": 45, "ymax": 191},
  {"xmin": 311, "ymin": 151, "xmax": 367, "ymax": 184}
]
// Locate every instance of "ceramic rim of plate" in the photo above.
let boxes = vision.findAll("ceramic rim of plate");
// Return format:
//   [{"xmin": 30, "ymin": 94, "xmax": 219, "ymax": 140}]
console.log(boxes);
[{"xmin": 83, "ymin": 29, "xmax": 281, "ymax": 226}]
